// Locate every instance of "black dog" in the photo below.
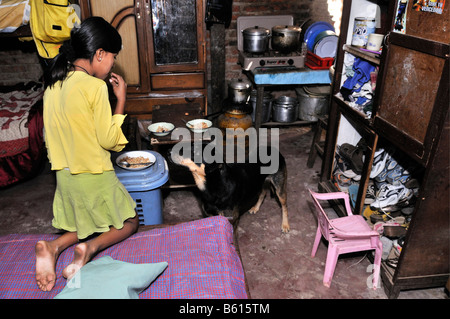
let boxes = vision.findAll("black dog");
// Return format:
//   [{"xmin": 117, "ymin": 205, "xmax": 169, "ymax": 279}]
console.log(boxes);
[{"xmin": 169, "ymin": 141, "xmax": 289, "ymax": 233}]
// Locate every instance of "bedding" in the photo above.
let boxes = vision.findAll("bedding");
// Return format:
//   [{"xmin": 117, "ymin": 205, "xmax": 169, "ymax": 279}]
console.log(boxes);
[
  {"xmin": 0, "ymin": 82, "xmax": 45, "ymax": 187},
  {"xmin": 0, "ymin": 0, "xmax": 30, "ymax": 33},
  {"xmin": 0, "ymin": 216, "xmax": 249, "ymax": 299}
]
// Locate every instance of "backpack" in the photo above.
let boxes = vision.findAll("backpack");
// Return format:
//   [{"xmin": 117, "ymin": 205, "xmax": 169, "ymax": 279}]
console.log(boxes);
[{"xmin": 29, "ymin": 0, "xmax": 80, "ymax": 59}]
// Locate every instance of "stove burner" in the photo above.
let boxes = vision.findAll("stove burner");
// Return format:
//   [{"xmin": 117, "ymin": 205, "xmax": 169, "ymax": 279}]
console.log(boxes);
[
  {"xmin": 237, "ymin": 15, "xmax": 306, "ymax": 71},
  {"xmin": 238, "ymin": 49, "xmax": 305, "ymax": 71}
]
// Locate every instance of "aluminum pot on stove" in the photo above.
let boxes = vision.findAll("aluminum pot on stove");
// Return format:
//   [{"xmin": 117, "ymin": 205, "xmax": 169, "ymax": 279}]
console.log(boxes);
[
  {"xmin": 271, "ymin": 25, "xmax": 301, "ymax": 53},
  {"xmin": 243, "ymin": 26, "xmax": 270, "ymax": 53}
]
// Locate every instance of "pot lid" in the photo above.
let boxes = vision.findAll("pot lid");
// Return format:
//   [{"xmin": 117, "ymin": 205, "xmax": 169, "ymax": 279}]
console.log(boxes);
[
  {"xmin": 229, "ymin": 78, "xmax": 251, "ymax": 90},
  {"xmin": 243, "ymin": 26, "xmax": 270, "ymax": 36},
  {"xmin": 303, "ymin": 85, "xmax": 331, "ymax": 97},
  {"xmin": 272, "ymin": 25, "xmax": 302, "ymax": 33}
]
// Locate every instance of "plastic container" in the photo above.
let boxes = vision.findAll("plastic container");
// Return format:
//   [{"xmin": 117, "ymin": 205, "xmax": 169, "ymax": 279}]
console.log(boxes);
[
  {"xmin": 351, "ymin": 17, "xmax": 376, "ymax": 47},
  {"xmin": 114, "ymin": 150, "xmax": 169, "ymax": 225},
  {"xmin": 305, "ymin": 51, "xmax": 334, "ymax": 70}
]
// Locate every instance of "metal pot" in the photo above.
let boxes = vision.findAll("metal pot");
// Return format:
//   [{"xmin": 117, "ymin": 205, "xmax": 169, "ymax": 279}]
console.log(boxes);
[
  {"xmin": 228, "ymin": 78, "xmax": 252, "ymax": 104},
  {"xmin": 272, "ymin": 96, "xmax": 298, "ymax": 123},
  {"xmin": 296, "ymin": 86, "xmax": 330, "ymax": 121},
  {"xmin": 243, "ymin": 26, "xmax": 270, "ymax": 53},
  {"xmin": 249, "ymin": 89, "xmax": 272, "ymax": 123},
  {"xmin": 271, "ymin": 25, "xmax": 301, "ymax": 53}
]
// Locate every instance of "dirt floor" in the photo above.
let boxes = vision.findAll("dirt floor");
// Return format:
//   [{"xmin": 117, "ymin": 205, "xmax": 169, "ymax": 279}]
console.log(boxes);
[{"xmin": 0, "ymin": 126, "xmax": 447, "ymax": 299}]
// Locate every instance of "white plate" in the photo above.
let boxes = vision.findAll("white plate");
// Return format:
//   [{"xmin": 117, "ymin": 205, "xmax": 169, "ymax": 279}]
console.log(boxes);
[
  {"xmin": 148, "ymin": 122, "xmax": 175, "ymax": 137},
  {"xmin": 313, "ymin": 35, "xmax": 338, "ymax": 58},
  {"xmin": 186, "ymin": 119, "xmax": 212, "ymax": 133},
  {"xmin": 116, "ymin": 151, "xmax": 156, "ymax": 171}
]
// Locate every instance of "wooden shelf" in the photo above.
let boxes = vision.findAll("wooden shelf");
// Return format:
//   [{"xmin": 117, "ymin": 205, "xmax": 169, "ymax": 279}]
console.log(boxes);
[
  {"xmin": 333, "ymin": 94, "xmax": 372, "ymax": 123},
  {"xmin": 261, "ymin": 120, "xmax": 314, "ymax": 127},
  {"xmin": 343, "ymin": 44, "xmax": 381, "ymax": 65}
]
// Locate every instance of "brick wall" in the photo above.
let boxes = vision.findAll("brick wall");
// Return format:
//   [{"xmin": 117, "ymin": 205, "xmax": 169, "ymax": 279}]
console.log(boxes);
[
  {"xmin": 0, "ymin": 0, "xmax": 339, "ymax": 89},
  {"xmin": 221, "ymin": 0, "xmax": 336, "ymax": 81},
  {"xmin": 0, "ymin": 39, "xmax": 43, "ymax": 86}
]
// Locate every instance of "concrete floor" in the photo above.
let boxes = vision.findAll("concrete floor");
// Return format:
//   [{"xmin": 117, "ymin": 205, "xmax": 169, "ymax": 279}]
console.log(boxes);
[{"xmin": 0, "ymin": 126, "xmax": 447, "ymax": 299}]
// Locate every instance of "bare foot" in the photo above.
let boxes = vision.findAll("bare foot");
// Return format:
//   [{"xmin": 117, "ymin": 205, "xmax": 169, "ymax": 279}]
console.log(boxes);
[
  {"xmin": 62, "ymin": 243, "xmax": 93, "ymax": 280},
  {"xmin": 35, "ymin": 240, "xmax": 57, "ymax": 291}
]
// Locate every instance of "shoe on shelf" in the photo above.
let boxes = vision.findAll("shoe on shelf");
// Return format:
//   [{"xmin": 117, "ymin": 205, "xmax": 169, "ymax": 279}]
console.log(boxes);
[
  {"xmin": 370, "ymin": 183, "xmax": 414, "ymax": 210},
  {"xmin": 332, "ymin": 170, "xmax": 354, "ymax": 192},
  {"xmin": 335, "ymin": 153, "xmax": 360, "ymax": 180},
  {"xmin": 369, "ymin": 209, "xmax": 402, "ymax": 224},
  {"xmin": 386, "ymin": 166, "xmax": 411, "ymax": 185},
  {"xmin": 365, "ymin": 180, "xmax": 376, "ymax": 204},
  {"xmin": 338, "ymin": 142, "xmax": 364, "ymax": 174},
  {"xmin": 363, "ymin": 205, "xmax": 378, "ymax": 221},
  {"xmin": 370, "ymin": 148, "xmax": 388, "ymax": 178}
]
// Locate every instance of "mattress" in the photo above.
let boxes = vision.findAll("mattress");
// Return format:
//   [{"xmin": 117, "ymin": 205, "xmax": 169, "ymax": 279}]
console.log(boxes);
[{"xmin": 0, "ymin": 216, "xmax": 248, "ymax": 299}]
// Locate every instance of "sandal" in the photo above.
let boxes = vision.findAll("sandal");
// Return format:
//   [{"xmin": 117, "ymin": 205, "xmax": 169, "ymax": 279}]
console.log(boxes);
[
  {"xmin": 338, "ymin": 143, "xmax": 364, "ymax": 174},
  {"xmin": 386, "ymin": 257, "xmax": 399, "ymax": 268}
]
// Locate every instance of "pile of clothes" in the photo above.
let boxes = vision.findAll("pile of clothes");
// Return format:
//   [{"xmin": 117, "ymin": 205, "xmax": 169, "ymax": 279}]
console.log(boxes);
[{"xmin": 340, "ymin": 55, "xmax": 377, "ymax": 117}]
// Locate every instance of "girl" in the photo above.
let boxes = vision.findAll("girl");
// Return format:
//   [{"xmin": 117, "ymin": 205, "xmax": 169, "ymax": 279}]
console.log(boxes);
[{"xmin": 35, "ymin": 17, "xmax": 139, "ymax": 292}]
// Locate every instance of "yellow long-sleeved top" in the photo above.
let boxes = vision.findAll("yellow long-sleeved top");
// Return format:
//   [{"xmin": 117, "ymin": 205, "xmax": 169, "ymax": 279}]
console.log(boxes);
[{"xmin": 43, "ymin": 71, "xmax": 128, "ymax": 174}]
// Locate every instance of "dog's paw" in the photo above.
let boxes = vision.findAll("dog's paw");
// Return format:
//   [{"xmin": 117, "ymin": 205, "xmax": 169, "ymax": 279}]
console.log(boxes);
[
  {"xmin": 248, "ymin": 207, "xmax": 259, "ymax": 214},
  {"xmin": 281, "ymin": 223, "xmax": 290, "ymax": 233}
]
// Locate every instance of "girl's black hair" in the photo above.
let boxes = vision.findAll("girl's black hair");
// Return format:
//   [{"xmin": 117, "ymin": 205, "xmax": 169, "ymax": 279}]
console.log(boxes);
[{"xmin": 44, "ymin": 16, "xmax": 122, "ymax": 88}]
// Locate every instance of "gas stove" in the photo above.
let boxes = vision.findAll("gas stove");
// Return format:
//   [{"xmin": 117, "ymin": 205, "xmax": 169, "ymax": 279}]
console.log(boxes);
[
  {"xmin": 238, "ymin": 50, "xmax": 305, "ymax": 71},
  {"xmin": 237, "ymin": 15, "xmax": 305, "ymax": 71}
]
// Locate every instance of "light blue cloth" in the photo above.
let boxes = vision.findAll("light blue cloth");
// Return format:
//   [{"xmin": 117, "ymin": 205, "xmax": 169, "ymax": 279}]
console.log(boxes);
[
  {"xmin": 54, "ymin": 256, "xmax": 168, "ymax": 299},
  {"xmin": 252, "ymin": 68, "xmax": 332, "ymax": 85}
]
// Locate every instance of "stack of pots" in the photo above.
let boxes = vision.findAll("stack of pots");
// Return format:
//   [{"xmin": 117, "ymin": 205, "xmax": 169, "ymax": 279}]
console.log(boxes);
[{"xmin": 272, "ymin": 96, "xmax": 299, "ymax": 123}]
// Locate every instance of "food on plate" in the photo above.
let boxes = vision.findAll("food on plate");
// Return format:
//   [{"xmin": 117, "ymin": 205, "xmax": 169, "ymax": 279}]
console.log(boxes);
[
  {"xmin": 120, "ymin": 156, "xmax": 151, "ymax": 168},
  {"xmin": 193, "ymin": 122, "xmax": 209, "ymax": 129},
  {"xmin": 156, "ymin": 126, "xmax": 168, "ymax": 133}
]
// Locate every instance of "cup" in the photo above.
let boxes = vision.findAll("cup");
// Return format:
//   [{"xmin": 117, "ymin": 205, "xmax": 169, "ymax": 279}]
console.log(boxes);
[{"xmin": 366, "ymin": 33, "xmax": 384, "ymax": 52}]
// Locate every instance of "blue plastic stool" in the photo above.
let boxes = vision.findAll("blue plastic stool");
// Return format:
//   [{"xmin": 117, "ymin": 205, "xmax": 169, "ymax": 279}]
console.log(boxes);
[{"xmin": 114, "ymin": 150, "xmax": 169, "ymax": 225}]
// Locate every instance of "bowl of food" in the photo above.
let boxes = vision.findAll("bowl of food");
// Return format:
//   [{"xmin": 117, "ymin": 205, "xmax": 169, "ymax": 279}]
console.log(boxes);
[
  {"xmin": 186, "ymin": 119, "xmax": 212, "ymax": 133},
  {"xmin": 116, "ymin": 151, "xmax": 156, "ymax": 171},
  {"xmin": 148, "ymin": 122, "xmax": 175, "ymax": 137}
]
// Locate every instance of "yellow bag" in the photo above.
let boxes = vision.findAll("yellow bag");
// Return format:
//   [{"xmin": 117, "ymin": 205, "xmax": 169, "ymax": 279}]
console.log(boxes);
[{"xmin": 29, "ymin": 0, "xmax": 80, "ymax": 59}]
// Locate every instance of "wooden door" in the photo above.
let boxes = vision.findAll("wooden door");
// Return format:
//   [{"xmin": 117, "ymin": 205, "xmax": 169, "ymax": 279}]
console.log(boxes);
[
  {"xmin": 79, "ymin": 0, "xmax": 151, "ymax": 94},
  {"xmin": 373, "ymin": 1, "xmax": 449, "ymax": 165},
  {"xmin": 145, "ymin": 0, "xmax": 206, "ymax": 73}
]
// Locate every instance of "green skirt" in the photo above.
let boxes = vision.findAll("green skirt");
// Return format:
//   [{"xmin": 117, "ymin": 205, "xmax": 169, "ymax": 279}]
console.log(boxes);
[{"xmin": 52, "ymin": 169, "xmax": 136, "ymax": 240}]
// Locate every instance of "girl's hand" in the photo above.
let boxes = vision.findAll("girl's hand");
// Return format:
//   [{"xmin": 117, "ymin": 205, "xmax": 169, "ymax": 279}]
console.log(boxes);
[
  {"xmin": 109, "ymin": 72, "xmax": 127, "ymax": 102},
  {"xmin": 109, "ymin": 72, "xmax": 127, "ymax": 114}
]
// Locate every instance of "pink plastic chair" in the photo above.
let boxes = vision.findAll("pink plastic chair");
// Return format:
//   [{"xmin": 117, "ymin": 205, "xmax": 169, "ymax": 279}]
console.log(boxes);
[{"xmin": 309, "ymin": 190, "xmax": 382, "ymax": 289}]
